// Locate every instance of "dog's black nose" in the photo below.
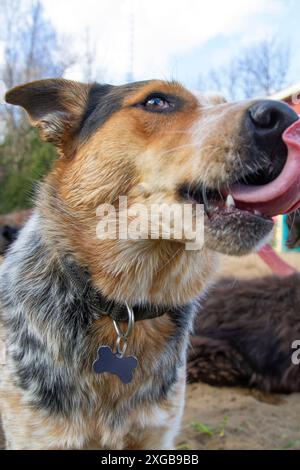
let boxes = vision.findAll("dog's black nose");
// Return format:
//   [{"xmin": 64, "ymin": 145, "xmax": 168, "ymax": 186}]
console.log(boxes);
[
  {"xmin": 242, "ymin": 100, "xmax": 299, "ymax": 185},
  {"xmin": 248, "ymin": 100, "xmax": 298, "ymax": 142}
]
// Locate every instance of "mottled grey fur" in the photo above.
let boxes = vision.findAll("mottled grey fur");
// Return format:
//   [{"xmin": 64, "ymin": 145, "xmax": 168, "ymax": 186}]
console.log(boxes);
[{"xmin": 0, "ymin": 212, "xmax": 195, "ymax": 426}]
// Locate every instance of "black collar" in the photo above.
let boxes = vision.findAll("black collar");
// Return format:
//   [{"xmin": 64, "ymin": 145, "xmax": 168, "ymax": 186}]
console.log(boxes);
[{"xmin": 60, "ymin": 256, "xmax": 176, "ymax": 322}]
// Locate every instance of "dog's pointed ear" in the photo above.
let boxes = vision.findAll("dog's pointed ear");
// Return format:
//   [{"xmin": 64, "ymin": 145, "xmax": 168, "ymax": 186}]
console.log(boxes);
[{"xmin": 5, "ymin": 78, "xmax": 96, "ymax": 158}]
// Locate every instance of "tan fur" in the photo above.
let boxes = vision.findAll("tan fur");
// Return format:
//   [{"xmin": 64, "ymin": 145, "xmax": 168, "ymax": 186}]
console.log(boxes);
[
  {"xmin": 1, "ymin": 79, "xmax": 260, "ymax": 449},
  {"xmin": 38, "ymin": 81, "xmax": 250, "ymax": 305}
]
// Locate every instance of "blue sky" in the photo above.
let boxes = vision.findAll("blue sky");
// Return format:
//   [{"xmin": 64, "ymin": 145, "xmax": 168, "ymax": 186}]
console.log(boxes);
[
  {"xmin": 173, "ymin": 0, "xmax": 300, "ymax": 89},
  {"xmin": 40, "ymin": 0, "xmax": 300, "ymax": 89},
  {"xmin": 1, "ymin": 0, "xmax": 300, "ymax": 91}
]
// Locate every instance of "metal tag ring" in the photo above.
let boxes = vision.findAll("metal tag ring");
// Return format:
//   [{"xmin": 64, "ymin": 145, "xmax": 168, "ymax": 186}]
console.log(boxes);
[
  {"xmin": 116, "ymin": 336, "xmax": 127, "ymax": 357},
  {"xmin": 113, "ymin": 302, "xmax": 135, "ymax": 339}
]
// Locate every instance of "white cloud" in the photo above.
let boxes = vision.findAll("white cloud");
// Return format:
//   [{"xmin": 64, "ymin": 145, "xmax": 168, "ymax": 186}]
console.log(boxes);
[{"xmin": 42, "ymin": 0, "xmax": 284, "ymax": 83}]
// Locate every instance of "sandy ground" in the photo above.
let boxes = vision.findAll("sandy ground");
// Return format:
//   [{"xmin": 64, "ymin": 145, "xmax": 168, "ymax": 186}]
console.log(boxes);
[
  {"xmin": 178, "ymin": 383, "xmax": 300, "ymax": 450},
  {"xmin": 177, "ymin": 252, "xmax": 300, "ymax": 450},
  {"xmin": 1, "ymin": 252, "xmax": 300, "ymax": 449},
  {"xmin": 217, "ymin": 251, "xmax": 300, "ymax": 279}
]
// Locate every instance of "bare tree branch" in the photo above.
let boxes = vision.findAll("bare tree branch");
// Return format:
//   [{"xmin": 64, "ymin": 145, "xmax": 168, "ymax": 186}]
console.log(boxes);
[
  {"xmin": 0, "ymin": 0, "xmax": 77, "ymax": 133},
  {"xmin": 198, "ymin": 37, "xmax": 291, "ymax": 101}
]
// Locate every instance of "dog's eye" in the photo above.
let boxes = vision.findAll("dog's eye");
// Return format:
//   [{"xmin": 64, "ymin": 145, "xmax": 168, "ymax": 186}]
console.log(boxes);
[{"xmin": 143, "ymin": 95, "xmax": 172, "ymax": 111}]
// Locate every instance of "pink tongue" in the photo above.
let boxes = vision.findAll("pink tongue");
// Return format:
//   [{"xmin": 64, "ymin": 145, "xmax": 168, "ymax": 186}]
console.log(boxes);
[{"xmin": 230, "ymin": 119, "xmax": 300, "ymax": 217}]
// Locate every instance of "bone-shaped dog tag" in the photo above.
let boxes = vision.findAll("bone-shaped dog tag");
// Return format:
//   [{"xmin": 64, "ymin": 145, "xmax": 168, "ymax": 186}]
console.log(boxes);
[{"xmin": 93, "ymin": 346, "xmax": 138, "ymax": 384}]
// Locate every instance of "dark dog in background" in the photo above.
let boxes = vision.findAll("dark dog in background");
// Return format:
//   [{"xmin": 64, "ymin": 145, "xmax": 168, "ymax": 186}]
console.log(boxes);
[
  {"xmin": 0, "ymin": 210, "xmax": 30, "ymax": 256},
  {"xmin": 1, "ymin": 212, "xmax": 300, "ymax": 394},
  {"xmin": 0, "ymin": 226, "xmax": 19, "ymax": 256},
  {"xmin": 188, "ymin": 213, "xmax": 300, "ymax": 393},
  {"xmin": 188, "ymin": 274, "xmax": 300, "ymax": 393},
  {"xmin": 2, "ymin": 211, "xmax": 300, "ymax": 394}
]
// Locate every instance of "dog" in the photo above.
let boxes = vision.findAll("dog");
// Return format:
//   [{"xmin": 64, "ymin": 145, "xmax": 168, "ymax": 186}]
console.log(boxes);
[
  {"xmin": 0, "ymin": 78, "xmax": 299, "ymax": 449},
  {"xmin": 187, "ymin": 210, "xmax": 300, "ymax": 393},
  {"xmin": 0, "ymin": 210, "xmax": 31, "ymax": 256},
  {"xmin": 188, "ymin": 273, "xmax": 300, "ymax": 393},
  {"xmin": 0, "ymin": 226, "xmax": 20, "ymax": 256}
]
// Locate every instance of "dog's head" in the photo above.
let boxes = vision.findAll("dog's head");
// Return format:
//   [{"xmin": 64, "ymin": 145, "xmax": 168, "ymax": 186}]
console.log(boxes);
[
  {"xmin": 5, "ymin": 79, "xmax": 300, "ymax": 303},
  {"xmin": 6, "ymin": 79, "xmax": 300, "ymax": 255}
]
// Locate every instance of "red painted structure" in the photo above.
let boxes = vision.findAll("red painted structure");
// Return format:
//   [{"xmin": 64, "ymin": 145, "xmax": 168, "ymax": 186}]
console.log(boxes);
[
  {"xmin": 286, "ymin": 98, "xmax": 300, "ymax": 114},
  {"xmin": 271, "ymin": 82, "xmax": 300, "ymax": 114}
]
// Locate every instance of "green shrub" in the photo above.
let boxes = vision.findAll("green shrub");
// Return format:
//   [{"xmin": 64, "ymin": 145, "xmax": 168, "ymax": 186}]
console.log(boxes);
[{"xmin": 0, "ymin": 129, "xmax": 57, "ymax": 214}]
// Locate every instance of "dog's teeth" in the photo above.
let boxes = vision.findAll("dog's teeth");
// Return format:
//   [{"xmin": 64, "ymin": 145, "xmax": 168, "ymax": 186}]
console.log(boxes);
[
  {"xmin": 225, "ymin": 194, "xmax": 235, "ymax": 208},
  {"xmin": 254, "ymin": 210, "xmax": 261, "ymax": 216}
]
